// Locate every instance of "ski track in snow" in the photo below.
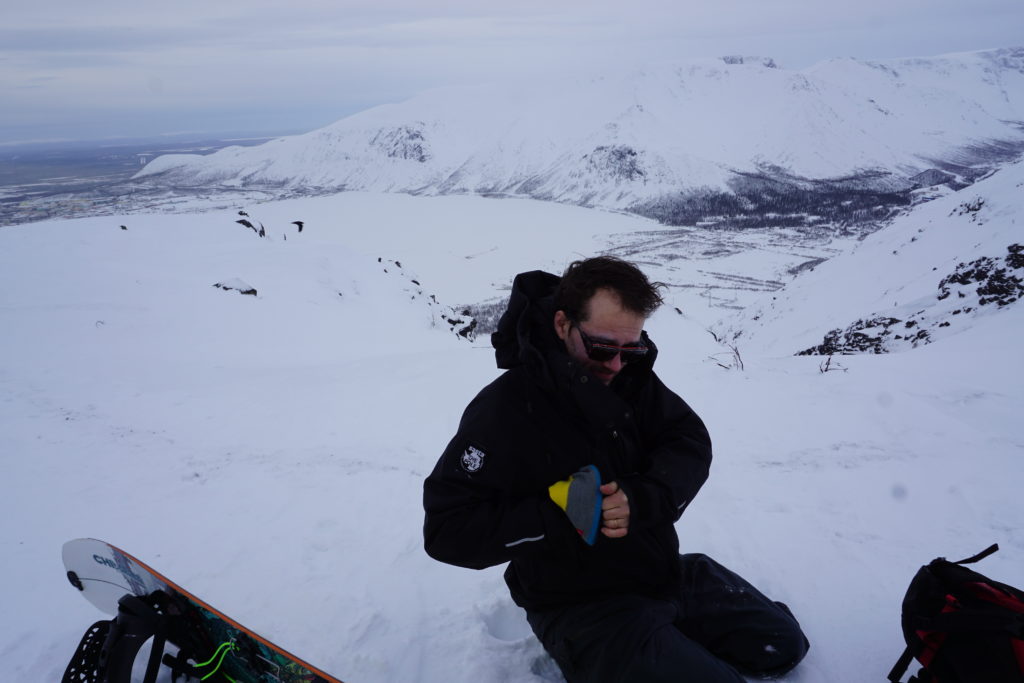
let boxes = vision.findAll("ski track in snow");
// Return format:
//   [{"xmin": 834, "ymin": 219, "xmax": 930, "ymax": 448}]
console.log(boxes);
[{"xmin": 1, "ymin": 169, "xmax": 1023, "ymax": 682}]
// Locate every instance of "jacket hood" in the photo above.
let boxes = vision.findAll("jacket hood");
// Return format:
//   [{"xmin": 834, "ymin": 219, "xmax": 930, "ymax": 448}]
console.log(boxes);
[
  {"xmin": 491, "ymin": 270, "xmax": 560, "ymax": 371},
  {"xmin": 490, "ymin": 270, "xmax": 659, "ymax": 388}
]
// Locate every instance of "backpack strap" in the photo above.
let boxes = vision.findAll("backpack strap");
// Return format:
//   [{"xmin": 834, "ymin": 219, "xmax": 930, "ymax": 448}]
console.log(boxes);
[
  {"xmin": 889, "ymin": 644, "xmax": 940, "ymax": 683},
  {"xmin": 887, "ymin": 645, "xmax": 917, "ymax": 682},
  {"xmin": 950, "ymin": 543, "xmax": 999, "ymax": 565}
]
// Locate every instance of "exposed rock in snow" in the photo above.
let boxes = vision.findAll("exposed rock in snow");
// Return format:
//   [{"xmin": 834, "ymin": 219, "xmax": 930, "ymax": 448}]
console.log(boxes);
[
  {"xmin": 909, "ymin": 169, "xmax": 958, "ymax": 188},
  {"xmin": 721, "ymin": 55, "xmax": 778, "ymax": 68},
  {"xmin": 213, "ymin": 278, "xmax": 257, "ymax": 296},
  {"xmin": 797, "ymin": 243, "xmax": 1024, "ymax": 355},
  {"xmin": 377, "ymin": 257, "xmax": 478, "ymax": 340},
  {"xmin": 371, "ymin": 124, "xmax": 431, "ymax": 163}
]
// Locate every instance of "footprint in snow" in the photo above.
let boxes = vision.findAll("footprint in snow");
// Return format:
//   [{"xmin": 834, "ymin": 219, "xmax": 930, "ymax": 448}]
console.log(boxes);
[{"xmin": 481, "ymin": 602, "xmax": 533, "ymax": 642}]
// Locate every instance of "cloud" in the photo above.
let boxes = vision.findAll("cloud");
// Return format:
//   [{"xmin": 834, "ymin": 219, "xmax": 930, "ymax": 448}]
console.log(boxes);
[{"xmin": 2, "ymin": 0, "xmax": 1023, "ymax": 143}]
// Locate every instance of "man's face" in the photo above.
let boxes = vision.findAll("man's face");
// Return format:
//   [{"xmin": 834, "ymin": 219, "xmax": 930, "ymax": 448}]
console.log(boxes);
[{"xmin": 554, "ymin": 288, "xmax": 647, "ymax": 385}]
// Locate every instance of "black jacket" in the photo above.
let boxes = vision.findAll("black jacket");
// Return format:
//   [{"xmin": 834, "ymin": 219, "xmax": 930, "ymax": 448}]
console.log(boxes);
[{"xmin": 423, "ymin": 270, "xmax": 712, "ymax": 610}]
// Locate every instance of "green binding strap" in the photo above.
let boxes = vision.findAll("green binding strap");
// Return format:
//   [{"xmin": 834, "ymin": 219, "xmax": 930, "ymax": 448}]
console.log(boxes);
[
  {"xmin": 195, "ymin": 642, "xmax": 234, "ymax": 668},
  {"xmin": 194, "ymin": 641, "xmax": 239, "ymax": 681}
]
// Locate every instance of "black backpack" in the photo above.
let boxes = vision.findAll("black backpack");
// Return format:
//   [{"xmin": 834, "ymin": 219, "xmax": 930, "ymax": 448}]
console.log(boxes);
[{"xmin": 889, "ymin": 544, "xmax": 1024, "ymax": 683}]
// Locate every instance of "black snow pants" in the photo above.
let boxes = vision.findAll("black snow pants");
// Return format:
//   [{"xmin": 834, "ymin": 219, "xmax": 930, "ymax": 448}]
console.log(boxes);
[{"xmin": 525, "ymin": 554, "xmax": 809, "ymax": 683}]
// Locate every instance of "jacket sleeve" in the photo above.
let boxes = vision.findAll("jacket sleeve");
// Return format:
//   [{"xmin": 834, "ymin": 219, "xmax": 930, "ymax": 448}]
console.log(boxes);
[
  {"xmin": 621, "ymin": 372, "xmax": 712, "ymax": 532},
  {"xmin": 422, "ymin": 387, "xmax": 573, "ymax": 570}
]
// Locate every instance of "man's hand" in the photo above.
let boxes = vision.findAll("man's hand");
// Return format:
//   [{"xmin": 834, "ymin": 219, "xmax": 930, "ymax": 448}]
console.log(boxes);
[{"xmin": 600, "ymin": 481, "xmax": 630, "ymax": 538}]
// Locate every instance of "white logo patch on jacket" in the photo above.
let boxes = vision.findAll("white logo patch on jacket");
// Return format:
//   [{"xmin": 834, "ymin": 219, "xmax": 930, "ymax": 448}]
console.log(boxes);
[{"xmin": 461, "ymin": 445, "xmax": 486, "ymax": 473}]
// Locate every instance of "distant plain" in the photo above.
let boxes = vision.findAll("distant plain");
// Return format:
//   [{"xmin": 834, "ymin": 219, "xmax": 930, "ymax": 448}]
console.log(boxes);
[{"xmin": 0, "ymin": 136, "xmax": 283, "ymax": 226}]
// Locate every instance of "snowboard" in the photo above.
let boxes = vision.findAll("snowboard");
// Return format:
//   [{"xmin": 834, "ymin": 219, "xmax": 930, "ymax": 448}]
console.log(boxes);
[{"xmin": 62, "ymin": 538, "xmax": 343, "ymax": 683}]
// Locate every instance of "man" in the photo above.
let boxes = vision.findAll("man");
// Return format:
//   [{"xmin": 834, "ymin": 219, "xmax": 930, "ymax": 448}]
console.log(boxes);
[{"xmin": 423, "ymin": 256, "xmax": 808, "ymax": 682}]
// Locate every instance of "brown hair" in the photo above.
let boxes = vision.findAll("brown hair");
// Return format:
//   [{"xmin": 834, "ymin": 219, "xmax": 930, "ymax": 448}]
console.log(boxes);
[{"xmin": 553, "ymin": 256, "xmax": 665, "ymax": 322}]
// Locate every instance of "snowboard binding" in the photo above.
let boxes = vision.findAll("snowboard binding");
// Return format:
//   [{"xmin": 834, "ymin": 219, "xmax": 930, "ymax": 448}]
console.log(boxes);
[{"xmin": 62, "ymin": 589, "xmax": 217, "ymax": 683}]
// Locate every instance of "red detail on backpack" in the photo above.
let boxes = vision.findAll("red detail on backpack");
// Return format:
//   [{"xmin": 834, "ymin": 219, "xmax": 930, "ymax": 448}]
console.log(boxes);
[
  {"xmin": 915, "ymin": 594, "xmax": 959, "ymax": 667},
  {"xmin": 964, "ymin": 581, "xmax": 1024, "ymax": 674},
  {"xmin": 965, "ymin": 581, "xmax": 1024, "ymax": 613}
]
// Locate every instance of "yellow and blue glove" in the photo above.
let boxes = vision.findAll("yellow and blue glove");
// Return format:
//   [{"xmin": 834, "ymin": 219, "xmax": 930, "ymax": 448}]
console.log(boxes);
[{"xmin": 548, "ymin": 465, "xmax": 603, "ymax": 545}]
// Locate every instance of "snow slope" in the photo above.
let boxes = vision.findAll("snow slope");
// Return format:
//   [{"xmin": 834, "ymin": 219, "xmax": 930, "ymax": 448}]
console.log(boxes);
[
  {"xmin": 721, "ymin": 159, "xmax": 1024, "ymax": 356},
  {"xmin": 1, "ymin": 180, "xmax": 1022, "ymax": 682},
  {"xmin": 134, "ymin": 49, "xmax": 1024, "ymax": 219}
]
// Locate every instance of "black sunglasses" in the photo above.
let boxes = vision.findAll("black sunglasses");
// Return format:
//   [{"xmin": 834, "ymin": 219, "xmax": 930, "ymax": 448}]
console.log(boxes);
[{"xmin": 573, "ymin": 324, "xmax": 649, "ymax": 364}]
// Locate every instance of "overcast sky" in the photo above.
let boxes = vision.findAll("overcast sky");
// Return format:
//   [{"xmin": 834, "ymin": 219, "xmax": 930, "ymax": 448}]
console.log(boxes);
[{"xmin": 2, "ymin": 0, "xmax": 1023, "ymax": 145}]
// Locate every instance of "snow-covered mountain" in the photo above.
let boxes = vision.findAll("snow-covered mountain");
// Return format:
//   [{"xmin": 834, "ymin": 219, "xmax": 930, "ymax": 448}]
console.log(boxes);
[{"xmin": 135, "ymin": 48, "xmax": 1024, "ymax": 227}]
